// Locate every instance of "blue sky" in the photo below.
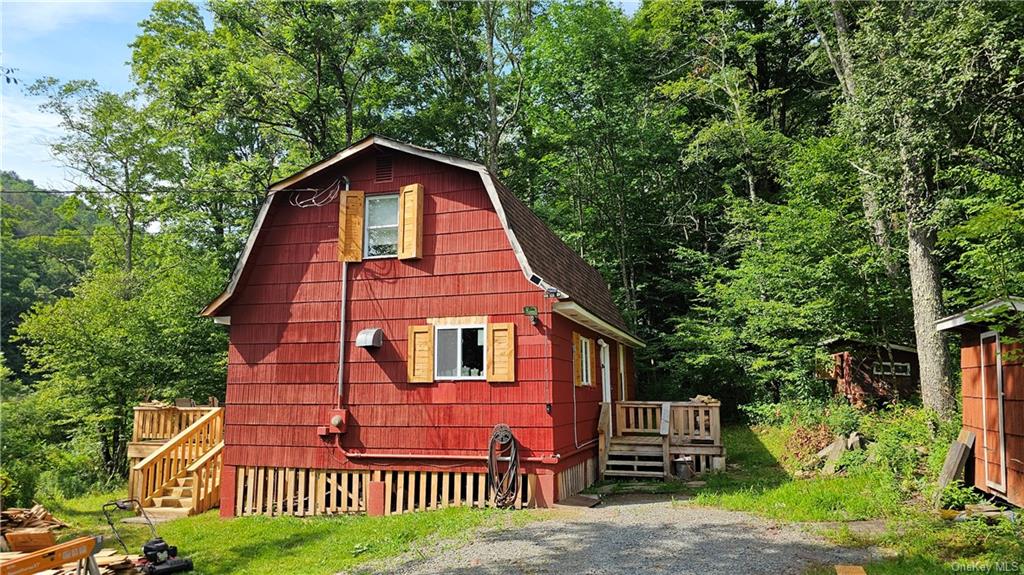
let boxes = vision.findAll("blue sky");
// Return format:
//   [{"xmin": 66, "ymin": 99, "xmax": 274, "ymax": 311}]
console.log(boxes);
[
  {"xmin": 2, "ymin": 1, "xmax": 156, "ymax": 188},
  {"xmin": 2, "ymin": 0, "xmax": 642, "ymax": 189}
]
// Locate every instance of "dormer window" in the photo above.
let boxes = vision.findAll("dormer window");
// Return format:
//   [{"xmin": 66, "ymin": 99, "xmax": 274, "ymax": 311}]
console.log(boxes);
[{"xmin": 364, "ymin": 194, "xmax": 399, "ymax": 258}]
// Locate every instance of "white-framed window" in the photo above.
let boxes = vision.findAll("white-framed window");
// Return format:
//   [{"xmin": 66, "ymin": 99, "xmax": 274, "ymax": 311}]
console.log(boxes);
[
  {"xmin": 364, "ymin": 193, "xmax": 399, "ymax": 258},
  {"xmin": 435, "ymin": 325, "xmax": 486, "ymax": 380},
  {"xmin": 873, "ymin": 361, "xmax": 912, "ymax": 376},
  {"xmin": 579, "ymin": 336, "xmax": 593, "ymax": 386}
]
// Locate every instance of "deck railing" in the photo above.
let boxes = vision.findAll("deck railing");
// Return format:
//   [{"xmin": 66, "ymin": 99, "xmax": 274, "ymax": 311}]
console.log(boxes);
[
  {"xmin": 132, "ymin": 405, "xmax": 216, "ymax": 442},
  {"xmin": 131, "ymin": 407, "xmax": 224, "ymax": 506},
  {"xmin": 187, "ymin": 442, "xmax": 224, "ymax": 515},
  {"xmin": 613, "ymin": 400, "xmax": 721, "ymax": 446}
]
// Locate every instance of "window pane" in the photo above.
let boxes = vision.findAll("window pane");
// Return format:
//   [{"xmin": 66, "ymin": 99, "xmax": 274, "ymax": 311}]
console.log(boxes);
[
  {"xmin": 367, "ymin": 227, "xmax": 398, "ymax": 257},
  {"xmin": 436, "ymin": 329, "xmax": 459, "ymax": 378},
  {"xmin": 461, "ymin": 327, "xmax": 484, "ymax": 377},
  {"xmin": 367, "ymin": 195, "xmax": 398, "ymax": 226}
]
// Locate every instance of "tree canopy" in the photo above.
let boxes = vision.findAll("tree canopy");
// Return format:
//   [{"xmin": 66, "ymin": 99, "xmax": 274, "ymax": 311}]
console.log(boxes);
[{"xmin": 3, "ymin": 0, "xmax": 1024, "ymax": 505}]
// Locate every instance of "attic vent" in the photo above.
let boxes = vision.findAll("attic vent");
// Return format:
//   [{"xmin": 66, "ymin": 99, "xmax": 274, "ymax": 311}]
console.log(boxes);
[{"xmin": 375, "ymin": 156, "xmax": 393, "ymax": 182}]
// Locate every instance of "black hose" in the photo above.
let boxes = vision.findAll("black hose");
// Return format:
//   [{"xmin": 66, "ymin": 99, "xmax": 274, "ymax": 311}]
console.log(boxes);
[{"xmin": 487, "ymin": 424, "xmax": 520, "ymax": 508}]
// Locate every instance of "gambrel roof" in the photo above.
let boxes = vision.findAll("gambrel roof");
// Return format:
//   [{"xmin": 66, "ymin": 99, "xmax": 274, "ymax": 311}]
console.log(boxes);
[{"xmin": 203, "ymin": 135, "xmax": 643, "ymax": 347}]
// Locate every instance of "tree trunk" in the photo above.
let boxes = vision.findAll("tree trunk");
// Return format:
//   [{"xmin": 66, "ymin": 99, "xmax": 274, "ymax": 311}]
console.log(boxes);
[
  {"xmin": 902, "ymin": 145, "xmax": 954, "ymax": 417},
  {"xmin": 818, "ymin": 1, "xmax": 900, "ymax": 277}
]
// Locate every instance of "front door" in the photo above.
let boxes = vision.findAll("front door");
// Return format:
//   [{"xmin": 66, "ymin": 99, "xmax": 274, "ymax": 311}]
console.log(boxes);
[
  {"xmin": 599, "ymin": 341, "xmax": 612, "ymax": 439},
  {"xmin": 980, "ymin": 331, "xmax": 1007, "ymax": 492}
]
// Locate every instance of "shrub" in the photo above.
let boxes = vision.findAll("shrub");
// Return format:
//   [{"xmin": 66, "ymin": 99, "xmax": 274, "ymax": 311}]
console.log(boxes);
[{"xmin": 939, "ymin": 480, "xmax": 983, "ymax": 510}]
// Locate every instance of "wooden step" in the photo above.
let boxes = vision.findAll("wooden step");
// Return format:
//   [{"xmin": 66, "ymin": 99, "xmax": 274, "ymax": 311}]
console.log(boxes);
[
  {"xmin": 602, "ymin": 469, "xmax": 665, "ymax": 478},
  {"xmin": 607, "ymin": 448, "xmax": 662, "ymax": 456},
  {"xmin": 606, "ymin": 459, "xmax": 665, "ymax": 468},
  {"xmin": 609, "ymin": 436, "xmax": 663, "ymax": 446},
  {"xmin": 163, "ymin": 486, "xmax": 193, "ymax": 498},
  {"xmin": 151, "ymin": 496, "xmax": 189, "ymax": 508}
]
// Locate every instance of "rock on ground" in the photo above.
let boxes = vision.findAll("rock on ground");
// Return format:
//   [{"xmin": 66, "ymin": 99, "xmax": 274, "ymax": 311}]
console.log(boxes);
[{"xmin": 353, "ymin": 494, "xmax": 877, "ymax": 575}]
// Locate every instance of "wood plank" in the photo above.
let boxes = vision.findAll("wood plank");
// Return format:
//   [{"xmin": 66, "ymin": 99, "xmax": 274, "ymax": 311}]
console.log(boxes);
[
  {"xmin": 275, "ymin": 468, "xmax": 285, "ymax": 516},
  {"xmin": 442, "ymin": 472, "xmax": 450, "ymax": 508},
  {"xmin": 419, "ymin": 472, "xmax": 427, "ymax": 511},
  {"xmin": 397, "ymin": 472, "xmax": 406, "ymax": 514},
  {"xmin": 255, "ymin": 467, "xmax": 265, "ymax": 515},
  {"xmin": 935, "ymin": 438, "xmax": 972, "ymax": 507},
  {"xmin": 235, "ymin": 466, "xmax": 245, "ymax": 516},
  {"xmin": 834, "ymin": 567, "xmax": 867, "ymax": 575}
]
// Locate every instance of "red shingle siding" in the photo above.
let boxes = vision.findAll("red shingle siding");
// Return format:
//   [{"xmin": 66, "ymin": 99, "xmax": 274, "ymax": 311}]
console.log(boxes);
[{"xmin": 221, "ymin": 150, "xmax": 555, "ymax": 470}]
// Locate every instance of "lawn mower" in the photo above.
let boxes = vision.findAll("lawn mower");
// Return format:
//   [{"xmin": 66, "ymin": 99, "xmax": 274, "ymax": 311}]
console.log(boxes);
[{"xmin": 102, "ymin": 498, "xmax": 194, "ymax": 575}]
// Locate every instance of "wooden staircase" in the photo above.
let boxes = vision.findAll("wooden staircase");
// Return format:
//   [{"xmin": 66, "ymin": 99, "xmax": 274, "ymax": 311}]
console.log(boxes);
[
  {"xmin": 128, "ymin": 404, "xmax": 225, "ymax": 516},
  {"xmin": 603, "ymin": 436, "xmax": 671, "ymax": 478},
  {"xmin": 598, "ymin": 401, "xmax": 726, "ymax": 481}
]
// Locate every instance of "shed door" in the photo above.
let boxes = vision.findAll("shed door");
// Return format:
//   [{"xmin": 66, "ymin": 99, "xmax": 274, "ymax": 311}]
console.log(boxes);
[{"xmin": 980, "ymin": 331, "xmax": 1007, "ymax": 492}]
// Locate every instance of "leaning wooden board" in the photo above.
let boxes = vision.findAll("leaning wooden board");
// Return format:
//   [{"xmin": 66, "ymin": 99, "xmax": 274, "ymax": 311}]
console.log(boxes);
[{"xmin": 934, "ymin": 430, "xmax": 976, "ymax": 507}]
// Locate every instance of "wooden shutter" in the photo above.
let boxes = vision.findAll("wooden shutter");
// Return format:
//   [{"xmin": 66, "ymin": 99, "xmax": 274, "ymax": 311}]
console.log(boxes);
[
  {"xmin": 397, "ymin": 183, "xmax": 423, "ymax": 260},
  {"xmin": 407, "ymin": 325, "xmax": 433, "ymax": 383},
  {"xmin": 591, "ymin": 340, "xmax": 600, "ymax": 388},
  {"xmin": 338, "ymin": 190, "xmax": 364, "ymax": 262},
  {"xmin": 573, "ymin": 332, "xmax": 582, "ymax": 387},
  {"xmin": 486, "ymin": 323, "xmax": 515, "ymax": 382}
]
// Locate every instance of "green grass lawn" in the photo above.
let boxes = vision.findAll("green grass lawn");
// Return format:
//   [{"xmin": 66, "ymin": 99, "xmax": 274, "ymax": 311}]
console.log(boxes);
[
  {"xmin": 692, "ymin": 426, "xmax": 903, "ymax": 521},
  {"xmin": 43, "ymin": 491, "xmax": 533, "ymax": 575},
  {"xmin": 590, "ymin": 424, "xmax": 1023, "ymax": 574}
]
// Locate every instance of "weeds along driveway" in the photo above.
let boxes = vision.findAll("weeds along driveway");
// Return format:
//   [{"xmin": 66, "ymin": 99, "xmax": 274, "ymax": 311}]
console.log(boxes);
[{"xmin": 358, "ymin": 494, "xmax": 878, "ymax": 575}]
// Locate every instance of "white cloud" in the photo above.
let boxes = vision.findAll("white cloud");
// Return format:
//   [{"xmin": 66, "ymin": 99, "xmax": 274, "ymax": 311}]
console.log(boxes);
[
  {"xmin": 2, "ymin": 1, "xmax": 122, "ymax": 41},
  {"xmin": 0, "ymin": 89, "xmax": 76, "ymax": 187}
]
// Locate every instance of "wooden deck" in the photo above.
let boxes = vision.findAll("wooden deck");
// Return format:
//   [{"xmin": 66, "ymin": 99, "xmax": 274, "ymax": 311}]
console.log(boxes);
[
  {"xmin": 598, "ymin": 400, "xmax": 725, "ymax": 480},
  {"xmin": 128, "ymin": 403, "xmax": 224, "ymax": 517}
]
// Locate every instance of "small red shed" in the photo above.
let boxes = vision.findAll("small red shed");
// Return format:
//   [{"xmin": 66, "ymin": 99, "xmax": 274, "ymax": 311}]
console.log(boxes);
[
  {"xmin": 819, "ymin": 338, "xmax": 920, "ymax": 407},
  {"xmin": 201, "ymin": 136, "xmax": 646, "ymax": 516},
  {"xmin": 937, "ymin": 297, "xmax": 1024, "ymax": 507}
]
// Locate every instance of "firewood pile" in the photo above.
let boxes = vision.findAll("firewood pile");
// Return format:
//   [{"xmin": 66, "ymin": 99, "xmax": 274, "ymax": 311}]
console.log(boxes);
[{"xmin": 0, "ymin": 505, "xmax": 69, "ymax": 534}]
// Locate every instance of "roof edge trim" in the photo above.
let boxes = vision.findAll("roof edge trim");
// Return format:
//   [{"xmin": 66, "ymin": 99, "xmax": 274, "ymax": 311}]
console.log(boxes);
[
  {"xmin": 552, "ymin": 301, "xmax": 645, "ymax": 348},
  {"xmin": 935, "ymin": 296, "xmax": 1024, "ymax": 332}
]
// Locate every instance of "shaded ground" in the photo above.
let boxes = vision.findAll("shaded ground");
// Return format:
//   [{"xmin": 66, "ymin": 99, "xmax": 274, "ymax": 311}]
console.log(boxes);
[{"xmin": 355, "ymin": 494, "xmax": 879, "ymax": 575}]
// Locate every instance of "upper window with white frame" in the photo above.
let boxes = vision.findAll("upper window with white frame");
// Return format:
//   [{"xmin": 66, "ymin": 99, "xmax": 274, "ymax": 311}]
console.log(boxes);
[
  {"xmin": 435, "ymin": 325, "xmax": 486, "ymax": 379},
  {"xmin": 873, "ymin": 361, "xmax": 911, "ymax": 376},
  {"xmin": 579, "ymin": 336, "xmax": 594, "ymax": 386},
  {"xmin": 364, "ymin": 194, "xmax": 399, "ymax": 258}
]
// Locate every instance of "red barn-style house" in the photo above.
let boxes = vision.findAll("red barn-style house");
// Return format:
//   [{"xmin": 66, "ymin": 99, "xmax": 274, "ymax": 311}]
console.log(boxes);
[
  {"xmin": 196, "ymin": 135, "xmax": 667, "ymax": 516},
  {"xmin": 938, "ymin": 297, "xmax": 1024, "ymax": 508}
]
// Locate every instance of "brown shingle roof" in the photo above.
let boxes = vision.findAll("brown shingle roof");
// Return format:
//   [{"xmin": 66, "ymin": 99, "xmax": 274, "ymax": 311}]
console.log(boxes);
[
  {"xmin": 489, "ymin": 179, "xmax": 631, "ymax": 334},
  {"xmin": 204, "ymin": 135, "xmax": 640, "ymax": 344}
]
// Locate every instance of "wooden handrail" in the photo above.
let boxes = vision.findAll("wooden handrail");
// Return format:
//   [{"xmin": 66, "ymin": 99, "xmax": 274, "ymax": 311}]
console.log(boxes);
[
  {"xmin": 613, "ymin": 400, "xmax": 721, "ymax": 446},
  {"xmin": 132, "ymin": 405, "xmax": 217, "ymax": 443},
  {"xmin": 187, "ymin": 442, "xmax": 223, "ymax": 515},
  {"xmin": 132, "ymin": 407, "xmax": 224, "ymax": 506}
]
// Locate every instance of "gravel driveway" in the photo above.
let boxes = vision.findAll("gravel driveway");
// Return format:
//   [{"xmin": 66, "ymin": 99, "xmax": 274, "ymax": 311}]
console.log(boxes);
[{"xmin": 359, "ymin": 494, "xmax": 877, "ymax": 575}]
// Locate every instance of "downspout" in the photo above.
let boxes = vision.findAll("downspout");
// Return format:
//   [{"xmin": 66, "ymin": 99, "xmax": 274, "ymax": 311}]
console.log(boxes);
[{"xmin": 337, "ymin": 176, "xmax": 351, "ymax": 405}]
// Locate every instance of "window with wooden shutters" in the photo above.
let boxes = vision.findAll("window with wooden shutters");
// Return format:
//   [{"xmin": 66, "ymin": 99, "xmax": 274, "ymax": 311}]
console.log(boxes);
[
  {"xmin": 407, "ymin": 325, "xmax": 433, "ymax": 383},
  {"xmin": 364, "ymin": 194, "xmax": 399, "ymax": 258},
  {"xmin": 573, "ymin": 332, "xmax": 594, "ymax": 387},
  {"xmin": 397, "ymin": 183, "xmax": 423, "ymax": 260},
  {"xmin": 338, "ymin": 191, "xmax": 364, "ymax": 262},
  {"xmin": 486, "ymin": 323, "xmax": 515, "ymax": 382},
  {"xmin": 435, "ymin": 325, "xmax": 485, "ymax": 380}
]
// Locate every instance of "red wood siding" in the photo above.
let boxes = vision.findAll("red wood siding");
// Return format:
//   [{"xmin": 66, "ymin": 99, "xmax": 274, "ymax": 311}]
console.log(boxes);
[
  {"xmin": 222, "ymin": 150, "xmax": 557, "ymax": 470},
  {"xmin": 548, "ymin": 313, "xmax": 634, "ymax": 460},
  {"xmin": 960, "ymin": 327, "xmax": 1024, "ymax": 507}
]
